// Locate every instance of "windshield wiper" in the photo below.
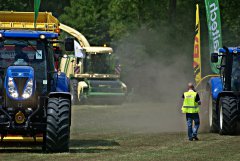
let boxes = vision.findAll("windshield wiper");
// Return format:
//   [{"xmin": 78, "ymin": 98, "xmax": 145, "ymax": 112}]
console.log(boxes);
[{"xmin": 18, "ymin": 40, "xmax": 42, "ymax": 56}]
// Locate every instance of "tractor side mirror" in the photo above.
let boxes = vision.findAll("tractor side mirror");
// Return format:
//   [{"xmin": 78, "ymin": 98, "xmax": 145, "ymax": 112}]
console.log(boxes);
[
  {"xmin": 65, "ymin": 38, "xmax": 74, "ymax": 51},
  {"xmin": 211, "ymin": 53, "xmax": 218, "ymax": 63}
]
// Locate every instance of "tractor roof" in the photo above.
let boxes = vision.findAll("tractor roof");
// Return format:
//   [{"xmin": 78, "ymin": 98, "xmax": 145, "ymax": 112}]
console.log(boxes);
[
  {"xmin": 0, "ymin": 30, "xmax": 58, "ymax": 39},
  {"xmin": 83, "ymin": 46, "xmax": 113, "ymax": 54}
]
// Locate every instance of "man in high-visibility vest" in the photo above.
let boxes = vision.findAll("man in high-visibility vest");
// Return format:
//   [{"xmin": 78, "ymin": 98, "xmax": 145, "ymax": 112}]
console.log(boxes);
[{"xmin": 182, "ymin": 83, "xmax": 201, "ymax": 141}]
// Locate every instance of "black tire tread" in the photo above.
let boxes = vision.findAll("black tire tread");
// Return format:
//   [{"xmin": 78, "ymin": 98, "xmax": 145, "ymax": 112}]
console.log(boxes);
[
  {"xmin": 44, "ymin": 97, "xmax": 70, "ymax": 152},
  {"xmin": 219, "ymin": 96, "xmax": 238, "ymax": 135}
]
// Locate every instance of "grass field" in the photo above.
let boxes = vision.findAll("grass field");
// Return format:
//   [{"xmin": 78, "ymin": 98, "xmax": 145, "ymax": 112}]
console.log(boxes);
[
  {"xmin": 1, "ymin": 133, "xmax": 240, "ymax": 161},
  {"xmin": 0, "ymin": 103, "xmax": 240, "ymax": 161}
]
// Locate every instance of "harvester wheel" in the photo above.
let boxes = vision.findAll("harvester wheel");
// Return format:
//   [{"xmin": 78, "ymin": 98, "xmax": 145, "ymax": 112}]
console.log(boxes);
[
  {"xmin": 70, "ymin": 79, "xmax": 79, "ymax": 105},
  {"xmin": 43, "ymin": 97, "xmax": 70, "ymax": 152},
  {"xmin": 207, "ymin": 85, "xmax": 219, "ymax": 133},
  {"xmin": 219, "ymin": 96, "xmax": 238, "ymax": 135}
]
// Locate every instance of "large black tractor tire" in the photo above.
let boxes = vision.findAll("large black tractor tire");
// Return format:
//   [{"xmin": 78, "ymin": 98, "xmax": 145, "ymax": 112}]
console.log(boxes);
[
  {"xmin": 70, "ymin": 79, "xmax": 79, "ymax": 105},
  {"xmin": 219, "ymin": 96, "xmax": 238, "ymax": 135},
  {"xmin": 43, "ymin": 98, "xmax": 70, "ymax": 153},
  {"xmin": 207, "ymin": 85, "xmax": 219, "ymax": 133}
]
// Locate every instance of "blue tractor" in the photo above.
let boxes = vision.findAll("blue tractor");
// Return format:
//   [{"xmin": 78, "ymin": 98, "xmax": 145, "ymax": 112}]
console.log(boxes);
[
  {"xmin": 208, "ymin": 47, "xmax": 240, "ymax": 135},
  {"xmin": 0, "ymin": 30, "xmax": 73, "ymax": 152}
]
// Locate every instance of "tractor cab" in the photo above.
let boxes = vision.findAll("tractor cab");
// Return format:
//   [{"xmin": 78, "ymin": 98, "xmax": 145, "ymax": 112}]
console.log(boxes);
[
  {"xmin": 83, "ymin": 47, "xmax": 116, "ymax": 75},
  {"xmin": 211, "ymin": 47, "xmax": 240, "ymax": 91}
]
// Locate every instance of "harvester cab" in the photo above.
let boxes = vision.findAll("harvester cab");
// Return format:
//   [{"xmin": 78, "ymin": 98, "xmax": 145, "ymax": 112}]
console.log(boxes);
[
  {"xmin": 61, "ymin": 46, "xmax": 127, "ymax": 105},
  {"xmin": 83, "ymin": 47, "xmax": 116, "ymax": 75},
  {"xmin": 208, "ymin": 46, "xmax": 240, "ymax": 135},
  {"xmin": 59, "ymin": 23, "xmax": 127, "ymax": 105},
  {"xmin": 0, "ymin": 12, "xmax": 74, "ymax": 152}
]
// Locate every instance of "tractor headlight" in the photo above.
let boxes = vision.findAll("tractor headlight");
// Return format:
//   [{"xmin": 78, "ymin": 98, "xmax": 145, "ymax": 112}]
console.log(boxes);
[
  {"xmin": 8, "ymin": 77, "xmax": 18, "ymax": 98},
  {"xmin": 22, "ymin": 79, "xmax": 33, "ymax": 99},
  {"xmin": 40, "ymin": 34, "xmax": 46, "ymax": 39}
]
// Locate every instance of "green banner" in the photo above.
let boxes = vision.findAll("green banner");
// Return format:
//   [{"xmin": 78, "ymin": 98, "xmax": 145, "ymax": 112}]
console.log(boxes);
[
  {"xmin": 205, "ymin": 0, "xmax": 222, "ymax": 73},
  {"xmin": 34, "ymin": 0, "xmax": 41, "ymax": 29}
]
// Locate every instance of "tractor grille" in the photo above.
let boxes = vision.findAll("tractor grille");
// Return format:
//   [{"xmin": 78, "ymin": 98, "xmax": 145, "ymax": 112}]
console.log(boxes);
[{"xmin": 13, "ymin": 77, "xmax": 28, "ymax": 95}]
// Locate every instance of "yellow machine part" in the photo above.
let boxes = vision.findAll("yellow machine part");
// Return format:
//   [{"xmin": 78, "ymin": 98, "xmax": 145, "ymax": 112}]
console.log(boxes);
[
  {"xmin": 60, "ymin": 56, "xmax": 67, "ymax": 74},
  {"xmin": 1, "ymin": 135, "xmax": 43, "ymax": 142},
  {"xmin": 15, "ymin": 111, "xmax": 25, "ymax": 124},
  {"xmin": 60, "ymin": 23, "xmax": 90, "ymax": 47},
  {"xmin": 0, "ymin": 11, "xmax": 59, "ymax": 32},
  {"xmin": 83, "ymin": 46, "xmax": 113, "ymax": 53},
  {"xmin": 60, "ymin": 56, "xmax": 75, "ymax": 78}
]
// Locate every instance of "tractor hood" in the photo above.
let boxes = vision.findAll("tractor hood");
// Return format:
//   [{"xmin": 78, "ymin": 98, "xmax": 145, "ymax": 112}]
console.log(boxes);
[{"xmin": 5, "ymin": 66, "xmax": 35, "ymax": 100}]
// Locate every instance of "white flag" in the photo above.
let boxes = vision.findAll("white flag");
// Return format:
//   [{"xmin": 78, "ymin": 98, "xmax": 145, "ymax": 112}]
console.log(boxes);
[{"xmin": 74, "ymin": 40, "xmax": 84, "ymax": 58}]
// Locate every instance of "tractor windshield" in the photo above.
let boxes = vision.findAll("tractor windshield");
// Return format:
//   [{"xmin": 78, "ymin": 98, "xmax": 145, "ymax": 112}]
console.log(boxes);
[
  {"xmin": 85, "ymin": 53, "xmax": 115, "ymax": 74},
  {"xmin": 0, "ymin": 39, "xmax": 47, "ymax": 88},
  {"xmin": 231, "ymin": 55, "xmax": 240, "ymax": 91},
  {"xmin": 0, "ymin": 40, "xmax": 46, "ymax": 68}
]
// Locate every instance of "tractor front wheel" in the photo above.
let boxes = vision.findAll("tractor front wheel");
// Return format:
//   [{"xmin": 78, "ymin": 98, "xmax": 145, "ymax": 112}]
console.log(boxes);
[
  {"xmin": 219, "ymin": 96, "xmax": 238, "ymax": 135},
  {"xmin": 43, "ymin": 97, "xmax": 70, "ymax": 152}
]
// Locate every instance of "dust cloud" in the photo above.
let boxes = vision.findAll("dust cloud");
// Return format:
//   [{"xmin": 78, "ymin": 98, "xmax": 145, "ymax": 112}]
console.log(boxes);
[
  {"xmin": 114, "ymin": 27, "xmax": 193, "ymax": 133},
  {"xmin": 114, "ymin": 26, "xmax": 194, "ymax": 102},
  {"xmin": 71, "ymin": 26, "xmax": 208, "ymax": 134},
  {"xmin": 71, "ymin": 26, "xmax": 210, "ymax": 136}
]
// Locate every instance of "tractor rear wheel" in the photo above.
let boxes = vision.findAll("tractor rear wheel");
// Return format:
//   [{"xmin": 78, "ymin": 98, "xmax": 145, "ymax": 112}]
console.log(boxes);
[
  {"xmin": 219, "ymin": 96, "xmax": 238, "ymax": 135},
  {"xmin": 43, "ymin": 97, "xmax": 70, "ymax": 152},
  {"xmin": 70, "ymin": 79, "xmax": 79, "ymax": 105},
  {"xmin": 207, "ymin": 85, "xmax": 219, "ymax": 133}
]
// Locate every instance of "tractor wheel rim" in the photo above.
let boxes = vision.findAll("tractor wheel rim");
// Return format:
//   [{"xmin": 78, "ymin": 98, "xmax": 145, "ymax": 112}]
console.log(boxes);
[
  {"xmin": 209, "ymin": 95, "xmax": 213, "ymax": 127},
  {"xmin": 220, "ymin": 105, "xmax": 223, "ymax": 129}
]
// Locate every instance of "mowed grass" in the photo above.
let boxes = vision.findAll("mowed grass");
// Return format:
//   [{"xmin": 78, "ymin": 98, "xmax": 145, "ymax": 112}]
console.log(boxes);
[{"xmin": 0, "ymin": 132, "xmax": 240, "ymax": 161}]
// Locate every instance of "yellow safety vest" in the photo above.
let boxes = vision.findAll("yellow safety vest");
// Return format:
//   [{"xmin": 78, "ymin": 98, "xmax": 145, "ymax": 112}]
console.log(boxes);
[{"xmin": 182, "ymin": 91, "xmax": 199, "ymax": 113}]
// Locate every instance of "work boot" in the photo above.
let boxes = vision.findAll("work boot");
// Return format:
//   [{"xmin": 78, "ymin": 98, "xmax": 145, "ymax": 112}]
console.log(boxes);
[
  {"xmin": 189, "ymin": 138, "xmax": 193, "ymax": 141},
  {"xmin": 193, "ymin": 136, "xmax": 199, "ymax": 141}
]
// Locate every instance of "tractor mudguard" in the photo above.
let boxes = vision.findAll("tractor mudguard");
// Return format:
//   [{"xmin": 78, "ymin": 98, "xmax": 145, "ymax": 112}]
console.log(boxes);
[
  {"xmin": 52, "ymin": 72, "xmax": 70, "ymax": 92},
  {"xmin": 48, "ymin": 92, "xmax": 71, "ymax": 101},
  {"xmin": 209, "ymin": 77, "xmax": 223, "ymax": 100}
]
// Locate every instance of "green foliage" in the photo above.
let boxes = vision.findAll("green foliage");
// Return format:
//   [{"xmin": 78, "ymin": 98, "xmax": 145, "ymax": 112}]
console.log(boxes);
[
  {"xmin": 60, "ymin": 0, "xmax": 171, "ymax": 45},
  {"xmin": 108, "ymin": 0, "xmax": 140, "ymax": 40},
  {"xmin": 0, "ymin": 0, "xmax": 70, "ymax": 18},
  {"xmin": 0, "ymin": 0, "xmax": 29, "ymax": 11},
  {"xmin": 220, "ymin": 1, "xmax": 240, "ymax": 45},
  {"xmin": 60, "ymin": 0, "xmax": 110, "ymax": 46}
]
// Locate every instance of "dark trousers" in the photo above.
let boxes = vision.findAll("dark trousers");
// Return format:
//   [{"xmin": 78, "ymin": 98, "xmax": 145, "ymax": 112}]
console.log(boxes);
[{"xmin": 186, "ymin": 113, "xmax": 200, "ymax": 139}]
